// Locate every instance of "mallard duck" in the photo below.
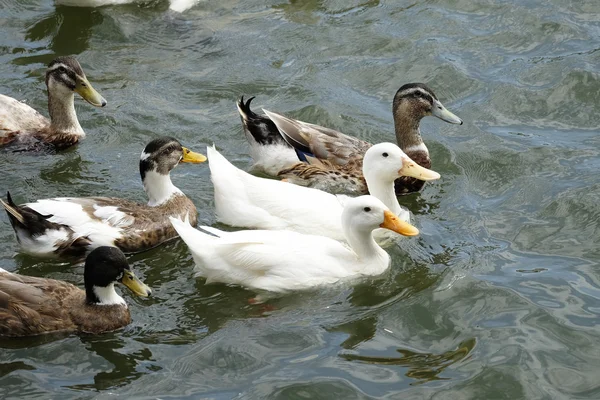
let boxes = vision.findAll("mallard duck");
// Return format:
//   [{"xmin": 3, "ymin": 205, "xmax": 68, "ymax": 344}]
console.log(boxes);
[
  {"xmin": 0, "ymin": 246, "xmax": 151, "ymax": 337},
  {"xmin": 0, "ymin": 56, "xmax": 106, "ymax": 150},
  {"xmin": 170, "ymin": 195, "xmax": 418, "ymax": 292},
  {"xmin": 1, "ymin": 137, "xmax": 206, "ymax": 257},
  {"xmin": 237, "ymin": 83, "xmax": 462, "ymax": 195},
  {"xmin": 55, "ymin": 0, "xmax": 197, "ymax": 12},
  {"xmin": 208, "ymin": 142, "xmax": 439, "ymax": 241}
]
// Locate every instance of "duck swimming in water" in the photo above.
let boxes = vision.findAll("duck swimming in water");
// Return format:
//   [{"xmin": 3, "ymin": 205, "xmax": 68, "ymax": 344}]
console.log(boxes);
[
  {"xmin": 0, "ymin": 56, "xmax": 106, "ymax": 150},
  {"xmin": 238, "ymin": 83, "xmax": 462, "ymax": 195},
  {"xmin": 0, "ymin": 246, "xmax": 151, "ymax": 337},
  {"xmin": 1, "ymin": 137, "xmax": 206, "ymax": 257}
]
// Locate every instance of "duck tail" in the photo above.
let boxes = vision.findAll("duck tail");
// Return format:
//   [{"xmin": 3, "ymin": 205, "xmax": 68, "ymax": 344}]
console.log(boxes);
[
  {"xmin": 1, "ymin": 192, "xmax": 59, "ymax": 236},
  {"xmin": 1, "ymin": 191, "xmax": 26, "ymax": 227},
  {"xmin": 237, "ymin": 96, "xmax": 289, "ymax": 147}
]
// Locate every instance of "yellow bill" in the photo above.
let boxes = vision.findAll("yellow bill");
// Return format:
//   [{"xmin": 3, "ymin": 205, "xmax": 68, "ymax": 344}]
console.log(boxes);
[
  {"xmin": 181, "ymin": 147, "xmax": 207, "ymax": 163},
  {"xmin": 120, "ymin": 269, "xmax": 152, "ymax": 297},
  {"xmin": 379, "ymin": 209, "xmax": 419, "ymax": 237},
  {"xmin": 75, "ymin": 76, "xmax": 107, "ymax": 107},
  {"xmin": 399, "ymin": 157, "xmax": 441, "ymax": 181}
]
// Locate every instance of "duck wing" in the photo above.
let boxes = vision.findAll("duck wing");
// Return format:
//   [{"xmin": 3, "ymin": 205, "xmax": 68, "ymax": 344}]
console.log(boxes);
[
  {"xmin": 0, "ymin": 269, "xmax": 77, "ymax": 336},
  {"xmin": 263, "ymin": 109, "xmax": 372, "ymax": 168}
]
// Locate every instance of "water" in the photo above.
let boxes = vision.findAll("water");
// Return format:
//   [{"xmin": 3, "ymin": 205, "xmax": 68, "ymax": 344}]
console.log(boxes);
[{"xmin": 1, "ymin": 0, "xmax": 599, "ymax": 398}]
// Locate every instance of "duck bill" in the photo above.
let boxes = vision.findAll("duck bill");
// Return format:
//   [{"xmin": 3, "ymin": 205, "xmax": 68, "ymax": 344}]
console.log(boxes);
[
  {"xmin": 75, "ymin": 77, "xmax": 107, "ymax": 107},
  {"xmin": 379, "ymin": 210, "xmax": 419, "ymax": 237},
  {"xmin": 399, "ymin": 157, "xmax": 441, "ymax": 181},
  {"xmin": 121, "ymin": 270, "xmax": 152, "ymax": 297},
  {"xmin": 181, "ymin": 147, "xmax": 207, "ymax": 163},
  {"xmin": 432, "ymin": 99, "xmax": 462, "ymax": 125}
]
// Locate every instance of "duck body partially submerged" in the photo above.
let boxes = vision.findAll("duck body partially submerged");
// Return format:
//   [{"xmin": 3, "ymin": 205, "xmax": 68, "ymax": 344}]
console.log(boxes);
[
  {"xmin": 171, "ymin": 196, "xmax": 419, "ymax": 293},
  {"xmin": 0, "ymin": 246, "xmax": 151, "ymax": 337},
  {"xmin": 0, "ymin": 56, "xmax": 106, "ymax": 151},
  {"xmin": 238, "ymin": 83, "xmax": 462, "ymax": 195},
  {"xmin": 1, "ymin": 137, "xmax": 206, "ymax": 257}
]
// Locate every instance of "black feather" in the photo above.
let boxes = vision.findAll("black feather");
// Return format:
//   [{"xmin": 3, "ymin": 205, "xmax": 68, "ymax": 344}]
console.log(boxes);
[{"xmin": 237, "ymin": 96, "xmax": 290, "ymax": 147}]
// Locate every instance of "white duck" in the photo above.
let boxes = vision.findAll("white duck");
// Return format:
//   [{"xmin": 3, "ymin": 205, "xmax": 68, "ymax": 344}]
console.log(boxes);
[
  {"xmin": 208, "ymin": 142, "xmax": 439, "ymax": 242},
  {"xmin": 170, "ymin": 195, "xmax": 418, "ymax": 292}
]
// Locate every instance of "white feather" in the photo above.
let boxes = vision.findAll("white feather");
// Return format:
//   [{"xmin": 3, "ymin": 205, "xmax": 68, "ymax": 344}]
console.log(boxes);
[
  {"xmin": 143, "ymin": 170, "xmax": 183, "ymax": 206},
  {"xmin": 15, "ymin": 226, "xmax": 71, "ymax": 256},
  {"xmin": 208, "ymin": 145, "xmax": 344, "ymax": 238},
  {"xmin": 93, "ymin": 205, "xmax": 134, "ymax": 227},
  {"xmin": 20, "ymin": 198, "xmax": 125, "ymax": 255},
  {"xmin": 244, "ymin": 138, "xmax": 299, "ymax": 177},
  {"xmin": 93, "ymin": 283, "xmax": 126, "ymax": 306},
  {"xmin": 403, "ymin": 142, "xmax": 429, "ymax": 154}
]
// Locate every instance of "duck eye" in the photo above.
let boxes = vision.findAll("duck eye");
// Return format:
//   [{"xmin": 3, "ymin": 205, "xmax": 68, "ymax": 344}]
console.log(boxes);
[
  {"xmin": 364, "ymin": 207, "xmax": 371, "ymax": 212},
  {"xmin": 58, "ymin": 66, "xmax": 67, "ymax": 73},
  {"xmin": 382, "ymin": 152, "xmax": 389, "ymax": 158}
]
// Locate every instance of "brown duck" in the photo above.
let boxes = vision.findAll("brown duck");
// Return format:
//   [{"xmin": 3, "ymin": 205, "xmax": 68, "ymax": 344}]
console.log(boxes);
[
  {"xmin": 237, "ymin": 83, "xmax": 462, "ymax": 195},
  {"xmin": 1, "ymin": 137, "xmax": 206, "ymax": 258},
  {"xmin": 0, "ymin": 246, "xmax": 151, "ymax": 337},
  {"xmin": 0, "ymin": 55, "xmax": 107, "ymax": 150}
]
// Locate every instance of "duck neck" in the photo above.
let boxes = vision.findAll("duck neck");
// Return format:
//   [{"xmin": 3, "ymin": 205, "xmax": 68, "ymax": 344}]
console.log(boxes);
[
  {"xmin": 342, "ymin": 222, "xmax": 389, "ymax": 270},
  {"xmin": 85, "ymin": 283, "xmax": 126, "ymax": 306},
  {"xmin": 364, "ymin": 175, "xmax": 402, "ymax": 216},
  {"xmin": 143, "ymin": 170, "xmax": 183, "ymax": 206},
  {"xmin": 393, "ymin": 110, "xmax": 426, "ymax": 154},
  {"xmin": 47, "ymin": 89, "xmax": 84, "ymax": 135}
]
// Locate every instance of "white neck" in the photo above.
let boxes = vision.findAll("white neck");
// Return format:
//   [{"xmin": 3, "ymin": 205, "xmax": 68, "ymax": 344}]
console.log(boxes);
[
  {"xmin": 47, "ymin": 82, "xmax": 84, "ymax": 135},
  {"xmin": 143, "ymin": 170, "xmax": 183, "ymax": 206},
  {"xmin": 364, "ymin": 173, "xmax": 402, "ymax": 216},
  {"xmin": 342, "ymin": 223, "xmax": 390, "ymax": 274},
  {"xmin": 93, "ymin": 283, "xmax": 126, "ymax": 306}
]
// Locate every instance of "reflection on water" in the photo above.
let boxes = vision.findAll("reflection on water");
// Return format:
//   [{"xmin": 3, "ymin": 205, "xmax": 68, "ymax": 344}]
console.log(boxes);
[
  {"xmin": 68, "ymin": 334, "xmax": 157, "ymax": 391},
  {"xmin": 340, "ymin": 337, "xmax": 476, "ymax": 384},
  {"xmin": 25, "ymin": 7, "xmax": 104, "ymax": 55}
]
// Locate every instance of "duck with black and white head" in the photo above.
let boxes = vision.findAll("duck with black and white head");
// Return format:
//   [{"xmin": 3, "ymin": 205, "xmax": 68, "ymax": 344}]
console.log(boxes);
[{"xmin": 1, "ymin": 136, "xmax": 206, "ymax": 257}]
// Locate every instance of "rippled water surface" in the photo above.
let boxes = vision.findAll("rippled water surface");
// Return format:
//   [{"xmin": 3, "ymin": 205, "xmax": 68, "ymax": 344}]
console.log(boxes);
[{"xmin": 1, "ymin": 0, "xmax": 599, "ymax": 398}]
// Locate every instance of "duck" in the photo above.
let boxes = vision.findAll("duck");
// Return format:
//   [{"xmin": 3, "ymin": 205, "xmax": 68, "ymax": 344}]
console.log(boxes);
[
  {"xmin": 0, "ymin": 246, "xmax": 151, "ymax": 337},
  {"xmin": 237, "ymin": 83, "xmax": 462, "ymax": 195},
  {"xmin": 0, "ymin": 56, "xmax": 106, "ymax": 150},
  {"xmin": 170, "ymin": 195, "xmax": 418, "ymax": 293},
  {"xmin": 208, "ymin": 142, "xmax": 439, "ymax": 241},
  {"xmin": 54, "ymin": 0, "xmax": 198, "ymax": 13},
  {"xmin": 1, "ymin": 136, "xmax": 206, "ymax": 258}
]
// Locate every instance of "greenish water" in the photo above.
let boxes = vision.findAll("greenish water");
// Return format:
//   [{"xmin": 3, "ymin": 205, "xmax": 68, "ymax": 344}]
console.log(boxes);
[{"xmin": 1, "ymin": 0, "xmax": 600, "ymax": 398}]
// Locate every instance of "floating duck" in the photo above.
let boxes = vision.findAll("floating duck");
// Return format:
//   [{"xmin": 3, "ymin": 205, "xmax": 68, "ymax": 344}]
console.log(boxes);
[
  {"xmin": 0, "ymin": 56, "xmax": 106, "ymax": 150},
  {"xmin": 0, "ymin": 246, "xmax": 151, "ymax": 337},
  {"xmin": 238, "ymin": 83, "xmax": 462, "ymax": 195},
  {"xmin": 170, "ymin": 195, "xmax": 418, "ymax": 292},
  {"xmin": 1, "ymin": 137, "xmax": 206, "ymax": 257}
]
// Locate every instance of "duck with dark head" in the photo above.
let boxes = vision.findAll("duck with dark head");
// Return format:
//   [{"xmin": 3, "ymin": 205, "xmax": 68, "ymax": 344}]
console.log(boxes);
[
  {"xmin": 0, "ymin": 137, "xmax": 206, "ymax": 258},
  {"xmin": 0, "ymin": 246, "xmax": 151, "ymax": 337}
]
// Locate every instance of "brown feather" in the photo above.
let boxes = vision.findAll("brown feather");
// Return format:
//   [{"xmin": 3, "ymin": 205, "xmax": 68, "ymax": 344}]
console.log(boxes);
[{"xmin": 0, "ymin": 270, "xmax": 131, "ymax": 337}]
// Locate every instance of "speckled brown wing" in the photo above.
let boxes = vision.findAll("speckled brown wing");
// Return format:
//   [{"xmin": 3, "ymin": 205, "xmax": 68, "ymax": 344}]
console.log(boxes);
[
  {"xmin": 87, "ymin": 195, "xmax": 199, "ymax": 253},
  {"xmin": 0, "ymin": 272, "xmax": 78, "ymax": 337},
  {"xmin": 265, "ymin": 110, "xmax": 373, "ymax": 168},
  {"xmin": 278, "ymin": 159, "xmax": 370, "ymax": 195}
]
